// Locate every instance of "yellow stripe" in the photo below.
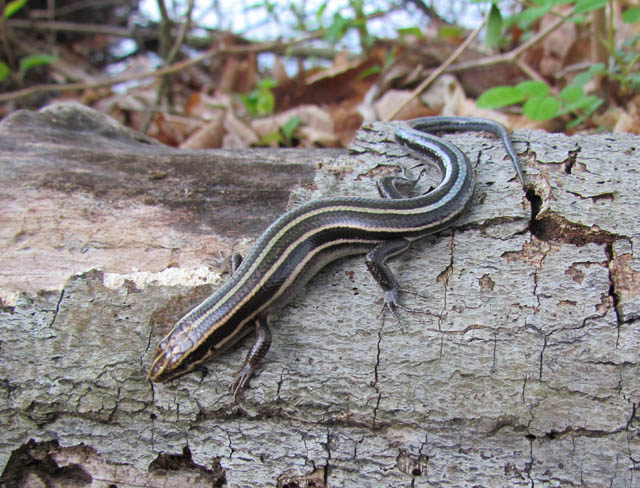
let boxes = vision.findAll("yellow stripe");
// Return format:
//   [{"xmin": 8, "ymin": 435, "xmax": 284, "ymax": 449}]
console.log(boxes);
[
  {"xmin": 166, "ymin": 236, "xmax": 375, "ymax": 374},
  {"xmin": 185, "ymin": 187, "xmax": 464, "ymax": 326},
  {"xmin": 180, "ymin": 202, "xmax": 457, "ymax": 339},
  {"xmin": 154, "ymin": 139, "xmax": 474, "ymax": 377},
  {"xmin": 213, "ymin": 236, "xmax": 374, "ymax": 349},
  {"xmin": 161, "ymin": 187, "xmax": 469, "ymax": 361},
  {"xmin": 161, "ymin": 161, "xmax": 470, "ymax": 370},
  {"xmin": 172, "ymin": 189, "xmax": 470, "ymax": 352}
]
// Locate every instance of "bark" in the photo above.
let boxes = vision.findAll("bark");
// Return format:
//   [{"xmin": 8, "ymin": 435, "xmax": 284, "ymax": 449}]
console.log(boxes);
[{"xmin": 0, "ymin": 103, "xmax": 638, "ymax": 487}]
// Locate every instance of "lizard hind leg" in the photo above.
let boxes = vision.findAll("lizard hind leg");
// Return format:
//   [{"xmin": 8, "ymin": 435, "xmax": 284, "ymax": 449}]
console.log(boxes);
[{"xmin": 365, "ymin": 239, "xmax": 438, "ymax": 327}]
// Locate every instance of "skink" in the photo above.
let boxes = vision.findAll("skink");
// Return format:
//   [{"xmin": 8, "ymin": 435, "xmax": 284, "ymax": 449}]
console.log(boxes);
[{"xmin": 149, "ymin": 117, "xmax": 525, "ymax": 397}]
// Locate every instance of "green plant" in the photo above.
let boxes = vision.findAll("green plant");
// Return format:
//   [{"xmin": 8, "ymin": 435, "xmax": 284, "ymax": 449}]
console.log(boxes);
[
  {"xmin": 608, "ymin": 32, "xmax": 640, "ymax": 96},
  {"xmin": 477, "ymin": 73, "xmax": 604, "ymax": 127},
  {"xmin": 321, "ymin": 0, "xmax": 374, "ymax": 51},
  {"xmin": 476, "ymin": 0, "xmax": 640, "ymax": 127},
  {"xmin": 0, "ymin": 0, "xmax": 57, "ymax": 82},
  {"xmin": 4, "ymin": 0, "xmax": 27, "ymax": 18},
  {"xmin": 258, "ymin": 115, "xmax": 301, "ymax": 146},
  {"xmin": 238, "ymin": 78, "xmax": 277, "ymax": 116}
]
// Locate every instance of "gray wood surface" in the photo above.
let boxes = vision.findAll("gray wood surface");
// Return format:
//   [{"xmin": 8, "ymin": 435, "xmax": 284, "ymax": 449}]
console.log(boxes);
[{"xmin": 0, "ymin": 103, "xmax": 638, "ymax": 487}]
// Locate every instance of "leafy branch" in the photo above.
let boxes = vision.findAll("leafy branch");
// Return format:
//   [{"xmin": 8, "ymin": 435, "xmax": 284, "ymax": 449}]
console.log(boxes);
[{"xmin": 476, "ymin": 0, "xmax": 640, "ymax": 128}]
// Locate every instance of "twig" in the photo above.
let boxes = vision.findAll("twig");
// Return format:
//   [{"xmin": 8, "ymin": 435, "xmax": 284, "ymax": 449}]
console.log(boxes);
[
  {"xmin": 156, "ymin": 0, "xmax": 170, "ymax": 61},
  {"xmin": 384, "ymin": 11, "xmax": 488, "ymax": 121},
  {"xmin": 0, "ymin": 36, "xmax": 316, "ymax": 103},
  {"xmin": 142, "ymin": 0, "xmax": 195, "ymax": 133},
  {"xmin": 41, "ymin": 0, "xmax": 121, "ymax": 18},
  {"xmin": 46, "ymin": 0, "xmax": 55, "ymax": 46},
  {"xmin": 6, "ymin": 18, "xmax": 141, "ymax": 38},
  {"xmin": 0, "ymin": 0, "xmax": 16, "ymax": 70},
  {"xmin": 450, "ymin": 16, "xmax": 564, "ymax": 75},
  {"xmin": 6, "ymin": 18, "xmax": 351, "ymax": 61},
  {"xmin": 7, "ymin": 29, "xmax": 100, "ymax": 84},
  {"xmin": 166, "ymin": 2, "xmax": 194, "ymax": 63},
  {"xmin": 385, "ymin": 15, "xmax": 565, "ymax": 121},
  {"xmin": 554, "ymin": 61, "xmax": 594, "ymax": 78},
  {"xmin": 515, "ymin": 58, "xmax": 546, "ymax": 84},
  {"xmin": 403, "ymin": 0, "xmax": 452, "ymax": 26},
  {"xmin": 141, "ymin": 0, "xmax": 173, "ymax": 133},
  {"xmin": 426, "ymin": 15, "xmax": 563, "ymax": 76},
  {"xmin": 0, "ymin": 8, "xmax": 400, "ymax": 104}
]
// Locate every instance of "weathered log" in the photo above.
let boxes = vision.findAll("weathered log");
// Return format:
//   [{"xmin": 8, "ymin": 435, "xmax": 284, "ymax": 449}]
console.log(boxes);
[{"xmin": 0, "ymin": 103, "xmax": 638, "ymax": 487}]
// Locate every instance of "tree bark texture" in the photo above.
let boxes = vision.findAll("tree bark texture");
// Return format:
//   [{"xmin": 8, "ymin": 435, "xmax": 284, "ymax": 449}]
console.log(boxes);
[{"xmin": 0, "ymin": 103, "xmax": 638, "ymax": 487}]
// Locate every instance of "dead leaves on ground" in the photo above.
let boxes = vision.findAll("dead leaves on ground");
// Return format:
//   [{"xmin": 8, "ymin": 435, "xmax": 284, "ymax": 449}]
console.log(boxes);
[{"xmin": 19, "ymin": 7, "xmax": 640, "ymax": 147}]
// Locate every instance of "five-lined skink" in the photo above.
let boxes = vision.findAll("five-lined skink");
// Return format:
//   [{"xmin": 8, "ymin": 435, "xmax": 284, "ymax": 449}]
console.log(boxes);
[{"xmin": 149, "ymin": 117, "xmax": 525, "ymax": 397}]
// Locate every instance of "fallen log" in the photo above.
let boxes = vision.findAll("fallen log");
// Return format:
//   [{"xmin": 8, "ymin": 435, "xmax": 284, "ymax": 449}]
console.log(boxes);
[{"xmin": 1, "ymin": 103, "xmax": 638, "ymax": 487}]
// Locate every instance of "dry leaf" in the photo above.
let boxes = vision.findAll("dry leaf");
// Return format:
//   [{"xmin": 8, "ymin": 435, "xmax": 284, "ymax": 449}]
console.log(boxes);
[
  {"xmin": 273, "ymin": 49, "xmax": 384, "ymax": 112},
  {"xmin": 419, "ymin": 74, "xmax": 465, "ymax": 116},
  {"xmin": 594, "ymin": 106, "xmax": 640, "ymax": 134},
  {"xmin": 180, "ymin": 112, "xmax": 225, "ymax": 149},
  {"xmin": 223, "ymin": 112, "xmax": 259, "ymax": 147},
  {"xmin": 251, "ymin": 105, "xmax": 337, "ymax": 147},
  {"xmin": 372, "ymin": 89, "xmax": 431, "ymax": 121}
]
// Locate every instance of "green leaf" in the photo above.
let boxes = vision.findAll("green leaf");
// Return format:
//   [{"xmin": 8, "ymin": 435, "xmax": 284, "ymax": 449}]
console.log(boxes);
[
  {"xmin": 573, "ymin": 0, "xmax": 607, "ymax": 15},
  {"xmin": 357, "ymin": 65, "xmax": 380, "ymax": 80},
  {"xmin": 239, "ymin": 78, "xmax": 277, "ymax": 116},
  {"xmin": 485, "ymin": 4, "xmax": 503, "ymax": 48},
  {"xmin": 263, "ymin": 0, "xmax": 276, "ymax": 15},
  {"xmin": 315, "ymin": 1, "xmax": 328, "ymax": 27},
  {"xmin": 3, "ymin": 0, "xmax": 27, "ymax": 19},
  {"xmin": 281, "ymin": 115, "xmax": 301, "ymax": 140},
  {"xmin": 570, "ymin": 14, "xmax": 588, "ymax": 24},
  {"xmin": 438, "ymin": 25, "xmax": 465, "ymax": 40},
  {"xmin": 259, "ymin": 132, "xmax": 282, "ymax": 146},
  {"xmin": 559, "ymin": 85, "xmax": 583, "ymax": 103},
  {"xmin": 325, "ymin": 13, "xmax": 351, "ymax": 43},
  {"xmin": 384, "ymin": 47, "xmax": 398, "ymax": 66},
  {"xmin": 515, "ymin": 80, "xmax": 549, "ymax": 97},
  {"xmin": 258, "ymin": 78, "xmax": 276, "ymax": 90},
  {"xmin": 517, "ymin": 5, "xmax": 551, "ymax": 29},
  {"xmin": 0, "ymin": 61, "xmax": 11, "ymax": 82},
  {"xmin": 476, "ymin": 86, "xmax": 526, "ymax": 108},
  {"xmin": 572, "ymin": 63, "xmax": 605, "ymax": 86},
  {"xmin": 561, "ymin": 95, "xmax": 601, "ymax": 123},
  {"xmin": 582, "ymin": 95, "xmax": 603, "ymax": 112},
  {"xmin": 622, "ymin": 8, "xmax": 640, "ymax": 24},
  {"xmin": 524, "ymin": 0, "xmax": 572, "ymax": 6},
  {"xmin": 256, "ymin": 89, "xmax": 275, "ymax": 115},
  {"xmin": 523, "ymin": 95, "xmax": 559, "ymax": 120},
  {"xmin": 351, "ymin": 17, "xmax": 367, "ymax": 28},
  {"xmin": 628, "ymin": 73, "xmax": 640, "ymax": 88},
  {"xmin": 0, "ymin": 61, "xmax": 10, "ymax": 82},
  {"xmin": 566, "ymin": 116, "xmax": 586, "ymax": 129},
  {"xmin": 587, "ymin": 62, "xmax": 606, "ymax": 74},
  {"xmin": 560, "ymin": 93, "xmax": 600, "ymax": 115},
  {"xmin": 19, "ymin": 54, "xmax": 57, "ymax": 73},
  {"xmin": 551, "ymin": 0, "xmax": 579, "ymax": 6},
  {"xmin": 316, "ymin": 2, "xmax": 327, "ymax": 18},
  {"xmin": 244, "ymin": 2, "xmax": 266, "ymax": 11},
  {"xmin": 397, "ymin": 27, "xmax": 424, "ymax": 39},
  {"xmin": 238, "ymin": 93, "xmax": 258, "ymax": 115}
]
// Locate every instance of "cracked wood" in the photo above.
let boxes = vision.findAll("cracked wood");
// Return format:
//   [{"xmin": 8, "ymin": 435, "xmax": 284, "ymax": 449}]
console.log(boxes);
[{"xmin": 0, "ymin": 104, "xmax": 639, "ymax": 487}]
